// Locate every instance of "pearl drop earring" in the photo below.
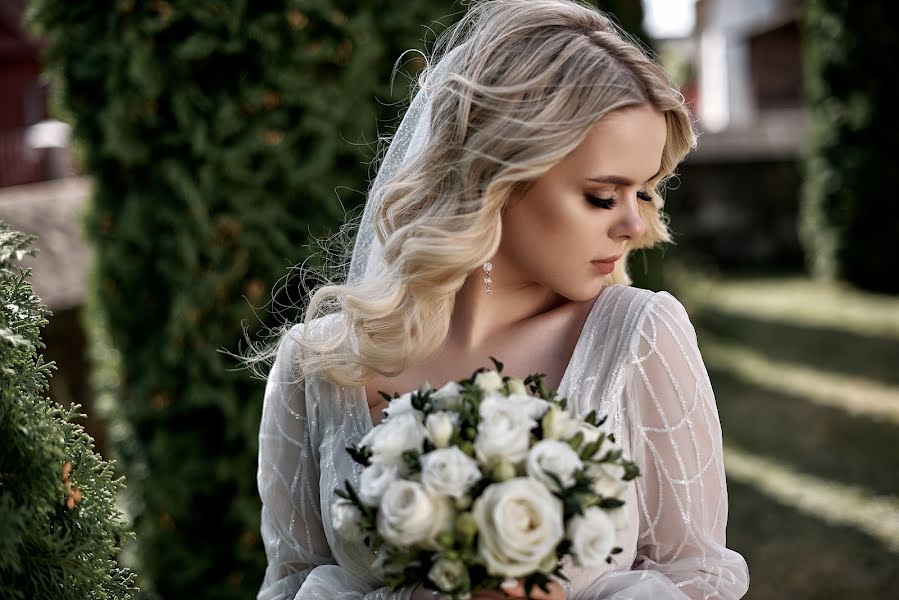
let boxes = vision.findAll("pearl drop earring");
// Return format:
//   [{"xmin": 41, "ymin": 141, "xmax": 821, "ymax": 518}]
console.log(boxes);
[{"xmin": 483, "ymin": 262, "xmax": 493, "ymax": 295}]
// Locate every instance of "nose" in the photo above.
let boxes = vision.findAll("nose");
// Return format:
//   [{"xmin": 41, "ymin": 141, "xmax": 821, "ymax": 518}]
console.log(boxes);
[{"xmin": 611, "ymin": 193, "xmax": 647, "ymax": 241}]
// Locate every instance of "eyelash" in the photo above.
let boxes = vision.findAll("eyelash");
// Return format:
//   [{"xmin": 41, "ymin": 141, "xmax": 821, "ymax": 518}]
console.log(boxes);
[{"xmin": 586, "ymin": 191, "xmax": 654, "ymax": 209}]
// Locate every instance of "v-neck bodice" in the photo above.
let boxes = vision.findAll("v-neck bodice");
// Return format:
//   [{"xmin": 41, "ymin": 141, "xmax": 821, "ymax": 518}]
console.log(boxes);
[{"xmin": 355, "ymin": 283, "xmax": 621, "ymax": 433}]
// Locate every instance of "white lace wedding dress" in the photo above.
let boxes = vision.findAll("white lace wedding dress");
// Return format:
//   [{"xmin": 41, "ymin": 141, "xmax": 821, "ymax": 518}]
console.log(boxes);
[{"xmin": 256, "ymin": 284, "xmax": 751, "ymax": 600}]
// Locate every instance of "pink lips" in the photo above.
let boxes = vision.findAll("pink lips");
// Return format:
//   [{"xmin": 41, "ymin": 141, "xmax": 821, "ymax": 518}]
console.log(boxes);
[{"xmin": 591, "ymin": 257, "xmax": 618, "ymax": 274}]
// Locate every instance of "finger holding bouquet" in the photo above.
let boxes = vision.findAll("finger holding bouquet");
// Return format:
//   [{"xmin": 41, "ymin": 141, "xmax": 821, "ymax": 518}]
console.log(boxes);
[{"xmin": 332, "ymin": 357, "xmax": 640, "ymax": 600}]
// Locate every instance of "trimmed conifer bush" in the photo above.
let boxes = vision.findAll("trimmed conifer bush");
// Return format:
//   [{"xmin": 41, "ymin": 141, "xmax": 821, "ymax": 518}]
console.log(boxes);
[{"xmin": 0, "ymin": 222, "xmax": 136, "ymax": 600}]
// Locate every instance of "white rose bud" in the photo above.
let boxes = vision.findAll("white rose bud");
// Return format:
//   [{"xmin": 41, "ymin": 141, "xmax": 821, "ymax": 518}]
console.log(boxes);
[
  {"xmin": 358, "ymin": 413, "xmax": 427, "ymax": 469},
  {"xmin": 431, "ymin": 381, "xmax": 463, "ymax": 411},
  {"xmin": 428, "ymin": 557, "xmax": 468, "ymax": 593},
  {"xmin": 472, "ymin": 477, "xmax": 564, "ymax": 578},
  {"xmin": 426, "ymin": 411, "xmax": 456, "ymax": 448},
  {"xmin": 567, "ymin": 507, "xmax": 617, "ymax": 568},
  {"xmin": 506, "ymin": 377, "xmax": 528, "ymax": 396},
  {"xmin": 588, "ymin": 460, "xmax": 629, "ymax": 499},
  {"xmin": 421, "ymin": 447, "xmax": 482, "ymax": 499},
  {"xmin": 541, "ymin": 404, "xmax": 582, "ymax": 441},
  {"xmin": 526, "ymin": 439, "xmax": 583, "ymax": 492},
  {"xmin": 331, "ymin": 500, "xmax": 363, "ymax": 539},
  {"xmin": 358, "ymin": 462, "xmax": 398, "ymax": 506},
  {"xmin": 474, "ymin": 370, "xmax": 504, "ymax": 394}
]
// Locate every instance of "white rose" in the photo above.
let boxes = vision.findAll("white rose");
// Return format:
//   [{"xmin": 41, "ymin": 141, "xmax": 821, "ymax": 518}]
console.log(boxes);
[
  {"xmin": 359, "ymin": 413, "xmax": 427, "ymax": 468},
  {"xmin": 431, "ymin": 381, "xmax": 463, "ymax": 411},
  {"xmin": 428, "ymin": 557, "xmax": 468, "ymax": 593},
  {"xmin": 506, "ymin": 377, "xmax": 528, "ymax": 396},
  {"xmin": 383, "ymin": 391, "xmax": 422, "ymax": 421},
  {"xmin": 485, "ymin": 392, "xmax": 550, "ymax": 425},
  {"xmin": 474, "ymin": 395, "xmax": 535, "ymax": 466},
  {"xmin": 426, "ymin": 411, "xmax": 456, "ymax": 448},
  {"xmin": 378, "ymin": 480, "xmax": 454, "ymax": 548},
  {"xmin": 567, "ymin": 506, "xmax": 617, "ymax": 568},
  {"xmin": 472, "ymin": 477, "xmax": 565, "ymax": 578},
  {"xmin": 526, "ymin": 440, "xmax": 583, "ymax": 492},
  {"xmin": 541, "ymin": 404, "xmax": 582, "ymax": 441},
  {"xmin": 358, "ymin": 462, "xmax": 398, "ymax": 506},
  {"xmin": 421, "ymin": 447, "xmax": 482, "ymax": 499},
  {"xmin": 587, "ymin": 460, "xmax": 629, "ymax": 499},
  {"xmin": 474, "ymin": 370, "xmax": 504, "ymax": 393},
  {"xmin": 331, "ymin": 500, "xmax": 363, "ymax": 539}
]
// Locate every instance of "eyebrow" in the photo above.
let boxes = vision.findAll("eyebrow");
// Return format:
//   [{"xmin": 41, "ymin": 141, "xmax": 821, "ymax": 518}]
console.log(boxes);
[{"xmin": 586, "ymin": 169, "xmax": 662, "ymax": 186}]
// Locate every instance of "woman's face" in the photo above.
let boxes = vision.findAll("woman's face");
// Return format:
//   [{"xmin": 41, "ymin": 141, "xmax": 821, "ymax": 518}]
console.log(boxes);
[{"xmin": 499, "ymin": 103, "xmax": 667, "ymax": 301}]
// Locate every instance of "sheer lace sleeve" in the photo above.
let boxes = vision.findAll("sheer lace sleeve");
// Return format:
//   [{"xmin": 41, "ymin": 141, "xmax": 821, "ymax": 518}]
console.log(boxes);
[
  {"xmin": 576, "ymin": 292, "xmax": 750, "ymax": 599},
  {"xmin": 257, "ymin": 324, "xmax": 417, "ymax": 600},
  {"xmin": 257, "ymin": 325, "xmax": 335, "ymax": 600}
]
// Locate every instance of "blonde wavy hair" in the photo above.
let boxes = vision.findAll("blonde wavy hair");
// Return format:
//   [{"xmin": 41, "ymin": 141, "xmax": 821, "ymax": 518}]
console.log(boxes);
[{"xmin": 241, "ymin": 0, "xmax": 698, "ymax": 389}]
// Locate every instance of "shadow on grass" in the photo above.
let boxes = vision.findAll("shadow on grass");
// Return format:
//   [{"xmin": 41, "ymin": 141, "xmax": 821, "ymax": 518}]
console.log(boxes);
[
  {"xmin": 729, "ymin": 478, "xmax": 899, "ymax": 600},
  {"xmin": 710, "ymin": 368, "xmax": 899, "ymax": 498},
  {"xmin": 697, "ymin": 309, "xmax": 899, "ymax": 386}
]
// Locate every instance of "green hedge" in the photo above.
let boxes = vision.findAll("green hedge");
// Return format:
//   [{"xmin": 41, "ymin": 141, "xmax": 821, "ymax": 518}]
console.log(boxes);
[
  {"xmin": 799, "ymin": 0, "xmax": 899, "ymax": 293},
  {"xmin": 25, "ymin": 1, "xmax": 464, "ymax": 597},
  {"xmin": 0, "ymin": 222, "xmax": 136, "ymax": 600}
]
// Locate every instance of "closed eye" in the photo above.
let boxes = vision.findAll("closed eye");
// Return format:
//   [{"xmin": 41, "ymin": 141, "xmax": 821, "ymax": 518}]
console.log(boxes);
[{"xmin": 586, "ymin": 191, "xmax": 654, "ymax": 209}]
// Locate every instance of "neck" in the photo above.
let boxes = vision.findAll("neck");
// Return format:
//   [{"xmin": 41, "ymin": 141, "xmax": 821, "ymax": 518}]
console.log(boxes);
[{"xmin": 446, "ymin": 256, "xmax": 572, "ymax": 352}]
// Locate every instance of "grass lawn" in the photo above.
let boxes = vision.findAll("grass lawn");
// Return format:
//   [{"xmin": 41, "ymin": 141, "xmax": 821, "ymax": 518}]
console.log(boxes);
[{"xmin": 673, "ymin": 273, "xmax": 899, "ymax": 599}]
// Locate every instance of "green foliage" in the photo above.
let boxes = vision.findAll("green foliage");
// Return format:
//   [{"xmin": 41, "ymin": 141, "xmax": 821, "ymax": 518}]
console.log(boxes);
[
  {"xmin": 24, "ymin": 0, "xmax": 464, "ymax": 597},
  {"xmin": 799, "ymin": 0, "xmax": 899, "ymax": 293},
  {"xmin": 0, "ymin": 222, "xmax": 136, "ymax": 599}
]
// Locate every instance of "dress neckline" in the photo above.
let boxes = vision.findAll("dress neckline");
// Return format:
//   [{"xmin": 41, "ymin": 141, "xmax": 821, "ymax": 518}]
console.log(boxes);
[{"xmin": 355, "ymin": 284, "xmax": 618, "ymax": 432}]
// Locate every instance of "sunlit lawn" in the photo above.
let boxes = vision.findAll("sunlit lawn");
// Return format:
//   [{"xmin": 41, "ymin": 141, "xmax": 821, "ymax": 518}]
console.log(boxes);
[{"xmin": 676, "ymin": 274, "xmax": 899, "ymax": 599}]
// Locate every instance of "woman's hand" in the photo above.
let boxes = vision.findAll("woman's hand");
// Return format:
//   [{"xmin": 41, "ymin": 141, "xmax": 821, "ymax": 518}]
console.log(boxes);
[
  {"xmin": 471, "ymin": 579, "xmax": 567, "ymax": 599},
  {"xmin": 413, "ymin": 579, "xmax": 567, "ymax": 600}
]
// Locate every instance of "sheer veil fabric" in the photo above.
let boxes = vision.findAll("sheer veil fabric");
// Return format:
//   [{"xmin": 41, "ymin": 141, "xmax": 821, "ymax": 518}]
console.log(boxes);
[{"xmin": 256, "ymin": 33, "xmax": 750, "ymax": 600}]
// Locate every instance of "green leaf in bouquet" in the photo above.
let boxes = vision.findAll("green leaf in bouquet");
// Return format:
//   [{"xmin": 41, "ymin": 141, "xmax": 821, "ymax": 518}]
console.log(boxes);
[
  {"xmin": 411, "ymin": 389, "xmax": 428, "ymax": 411},
  {"xmin": 598, "ymin": 497, "xmax": 625, "ymax": 509},
  {"xmin": 524, "ymin": 572, "xmax": 552, "ymax": 597},
  {"xmin": 567, "ymin": 430, "xmax": 584, "ymax": 451},
  {"xmin": 584, "ymin": 409, "xmax": 598, "ymax": 426},
  {"xmin": 606, "ymin": 546, "xmax": 624, "ymax": 564},
  {"xmin": 489, "ymin": 355, "xmax": 504, "ymax": 372},
  {"xmin": 545, "ymin": 470, "xmax": 566, "ymax": 492},
  {"xmin": 595, "ymin": 446, "xmax": 623, "ymax": 463},
  {"xmin": 347, "ymin": 444, "xmax": 372, "ymax": 466},
  {"xmin": 378, "ymin": 390, "xmax": 393, "ymax": 402},
  {"xmin": 562, "ymin": 494, "xmax": 584, "ymax": 519},
  {"xmin": 401, "ymin": 449, "xmax": 422, "ymax": 474},
  {"xmin": 579, "ymin": 437, "xmax": 605, "ymax": 461},
  {"xmin": 622, "ymin": 459, "xmax": 641, "ymax": 481}
]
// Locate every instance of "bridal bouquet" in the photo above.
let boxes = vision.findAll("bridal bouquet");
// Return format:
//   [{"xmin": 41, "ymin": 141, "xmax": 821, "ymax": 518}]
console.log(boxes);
[{"xmin": 331, "ymin": 358, "xmax": 640, "ymax": 600}]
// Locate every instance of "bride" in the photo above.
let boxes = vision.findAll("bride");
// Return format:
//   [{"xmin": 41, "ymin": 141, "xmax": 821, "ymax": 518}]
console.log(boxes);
[{"xmin": 253, "ymin": 0, "xmax": 751, "ymax": 598}]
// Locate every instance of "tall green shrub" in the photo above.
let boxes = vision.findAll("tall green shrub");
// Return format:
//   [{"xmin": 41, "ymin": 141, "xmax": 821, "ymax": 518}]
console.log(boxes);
[
  {"xmin": 0, "ymin": 222, "xmax": 136, "ymax": 599},
  {"xmin": 799, "ymin": 0, "xmax": 899, "ymax": 293},
  {"xmin": 25, "ymin": 1, "xmax": 460, "ymax": 597}
]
